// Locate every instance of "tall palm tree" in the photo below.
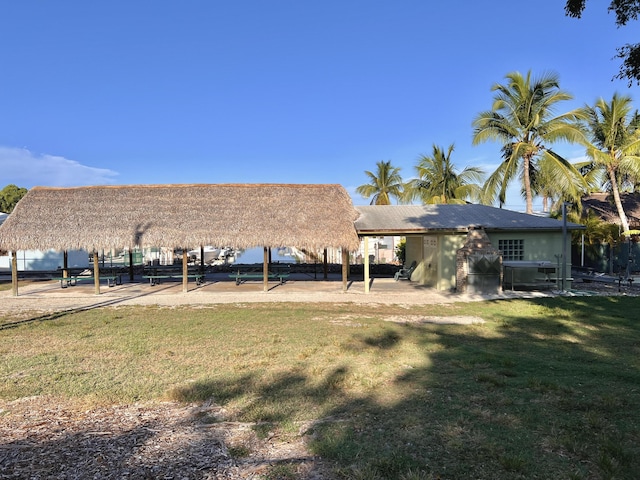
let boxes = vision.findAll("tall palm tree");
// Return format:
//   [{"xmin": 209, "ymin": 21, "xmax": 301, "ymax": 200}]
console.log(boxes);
[
  {"xmin": 404, "ymin": 144, "xmax": 485, "ymax": 204},
  {"xmin": 355, "ymin": 160, "xmax": 404, "ymax": 205},
  {"xmin": 472, "ymin": 70, "xmax": 587, "ymax": 213},
  {"xmin": 580, "ymin": 93, "xmax": 640, "ymax": 234},
  {"xmin": 532, "ymin": 155, "xmax": 587, "ymax": 213}
]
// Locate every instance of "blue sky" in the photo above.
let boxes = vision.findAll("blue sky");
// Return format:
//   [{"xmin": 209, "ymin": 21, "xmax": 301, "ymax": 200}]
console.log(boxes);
[{"xmin": 1, "ymin": 1, "xmax": 638, "ymax": 211}]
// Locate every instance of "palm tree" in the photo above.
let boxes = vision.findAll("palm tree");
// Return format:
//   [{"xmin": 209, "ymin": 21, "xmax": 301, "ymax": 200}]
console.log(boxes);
[
  {"xmin": 472, "ymin": 70, "xmax": 587, "ymax": 213},
  {"xmin": 404, "ymin": 144, "xmax": 485, "ymax": 204},
  {"xmin": 355, "ymin": 160, "xmax": 404, "ymax": 205},
  {"xmin": 532, "ymin": 156, "xmax": 587, "ymax": 213},
  {"xmin": 580, "ymin": 93, "xmax": 640, "ymax": 234}
]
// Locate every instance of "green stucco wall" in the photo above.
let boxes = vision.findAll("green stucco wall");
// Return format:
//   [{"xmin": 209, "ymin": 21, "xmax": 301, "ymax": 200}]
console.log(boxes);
[
  {"xmin": 404, "ymin": 231, "xmax": 571, "ymax": 290},
  {"xmin": 487, "ymin": 231, "xmax": 571, "ymax": 287}
]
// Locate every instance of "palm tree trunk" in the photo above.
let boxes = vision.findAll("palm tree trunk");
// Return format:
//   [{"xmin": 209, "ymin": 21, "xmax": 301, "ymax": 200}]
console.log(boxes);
[
  {"xmin": 608, "ymin": 166, "xmax": 631, "ymax": 233},
  {"xmin": 523, "ymin": 156, "xmax": 534, "ymax": 214}
]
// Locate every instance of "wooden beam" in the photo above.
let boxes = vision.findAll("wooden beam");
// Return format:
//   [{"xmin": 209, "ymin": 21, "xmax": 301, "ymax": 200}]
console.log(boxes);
[
  {"xmin": 93, "ymin": 251, "xmax": 100, "ymax": 295},
  {"xmin": 11, "ymin": 251, "xmax": 18, "ymax": 297},
  {"xmin": 183, "ymin": 249, "xmax": 188, "ymax": 293},
  {"xmin": 263, "ymin": 247, "xmax": 269, "ymax": 292}
]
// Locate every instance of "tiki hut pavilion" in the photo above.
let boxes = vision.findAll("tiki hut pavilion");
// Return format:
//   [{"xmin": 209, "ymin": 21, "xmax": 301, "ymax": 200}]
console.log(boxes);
[{"xmin": 0, "ymin": 184, "xmax": 361, "ymax": 296}]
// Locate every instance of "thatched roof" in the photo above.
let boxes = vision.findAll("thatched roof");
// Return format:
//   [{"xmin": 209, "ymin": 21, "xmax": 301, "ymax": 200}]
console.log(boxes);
[
  {"xmin": 0, "ymin": 184, "xmax": 361, "ymax": 252},
  {"xmin": 582, "ymin": 193, "xmax": 640, "ymax": 228}
]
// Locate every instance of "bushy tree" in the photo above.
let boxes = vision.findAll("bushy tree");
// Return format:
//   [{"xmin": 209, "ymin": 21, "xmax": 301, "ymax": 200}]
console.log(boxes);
[
  {"xmin": 395, "ymin": 238, "xmax": 406, "ymax": 264},
  {"xmin": 0, "ymin": 184, "xmax": 28, "ymax": 213}
]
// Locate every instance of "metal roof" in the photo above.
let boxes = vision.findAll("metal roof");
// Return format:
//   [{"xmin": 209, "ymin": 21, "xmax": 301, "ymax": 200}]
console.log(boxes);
[{"xmin": 354, "ymin": 204, "xmax": 585, "ymax": 233}]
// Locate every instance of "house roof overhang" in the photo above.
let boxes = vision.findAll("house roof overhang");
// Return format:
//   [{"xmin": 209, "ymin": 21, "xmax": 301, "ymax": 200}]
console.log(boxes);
[{"xmin": 354, "ymin": 204, "xmax": 586, "ymax": 236}]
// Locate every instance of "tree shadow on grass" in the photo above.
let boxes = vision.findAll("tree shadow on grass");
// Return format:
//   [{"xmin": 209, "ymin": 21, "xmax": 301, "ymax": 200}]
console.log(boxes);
[
  {"xmin": 172, "ymin": 296, "xmax": 640, "ymax": 479},
  {"xmin": 3, "ymin": 296, "xmax": 639, "ymax": 479}
]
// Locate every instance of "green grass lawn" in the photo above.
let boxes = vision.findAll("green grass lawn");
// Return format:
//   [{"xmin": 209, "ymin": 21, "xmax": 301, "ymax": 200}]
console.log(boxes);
[{"xmin": 1, "ymin": 298, "xmax": 639, "ymax": 479}]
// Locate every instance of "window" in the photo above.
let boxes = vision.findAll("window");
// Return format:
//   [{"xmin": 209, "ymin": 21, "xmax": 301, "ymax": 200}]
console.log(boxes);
[{"xmin": 498, "ymin": 239, "xmax": 524, "ymax": 261}]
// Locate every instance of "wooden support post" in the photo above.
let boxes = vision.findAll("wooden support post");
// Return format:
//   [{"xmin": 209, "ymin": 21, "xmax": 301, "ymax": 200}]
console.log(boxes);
[
  {"xmin": 263, "ymin": 247, "xmax": 269, "ymax": 292},
  {"xmin": 342, "ymin": 249, "xmax": 349, "ymax": 292},
  {"xmin": 128, "ymin": 250, "xmax": 134, "ymax": 282},
  {"xmin": 63, "ymin": 250, "xmax": 68, "ymax": 279},
  {"xmin": 11, "ymin": 251, "xmax": 18, "ymax": 297},
  {"xmin": 93, "ymin": 251, "xmax": 100, "ymax": 295},
  {"xmin": 364, "ymin": 237, "xmax": 370, "ymax": 294},
  {"xmin": 182, "ymin": 249, "xmax": 188, "ymax": 293},
  {"xmin": 323, "ymin": 248, "xmax": 328, "ymax": 280}
]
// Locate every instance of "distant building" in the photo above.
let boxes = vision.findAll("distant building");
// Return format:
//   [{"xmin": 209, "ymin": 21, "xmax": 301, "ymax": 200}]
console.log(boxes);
[{"xmin": 0, "ymin": 210, "xmax": 90, "ymax": 271}]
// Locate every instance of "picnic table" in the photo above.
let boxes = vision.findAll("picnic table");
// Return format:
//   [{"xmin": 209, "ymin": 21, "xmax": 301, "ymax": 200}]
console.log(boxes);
[
  {"xmin": 228, "ymin": 264, "xmax": 290, "ymax": 285},
  {"xmin": 53, "ymin": 268, "xmax": 122, "ymax": 288},
  {"xmin": 142, "ymin": 266, "xmax": 205, "ymax": 286}
]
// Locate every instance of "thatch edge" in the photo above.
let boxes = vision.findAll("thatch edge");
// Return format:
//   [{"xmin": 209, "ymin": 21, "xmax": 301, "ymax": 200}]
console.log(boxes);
[{"xmin": 0, "ymin": 183, "xmax": 361, "ymax": 252}]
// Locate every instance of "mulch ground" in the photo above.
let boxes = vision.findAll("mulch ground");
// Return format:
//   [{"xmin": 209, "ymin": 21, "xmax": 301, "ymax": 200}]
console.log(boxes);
[{"xmin": 0, "ymin": 397, "xmax": 332, "ymax": 480}]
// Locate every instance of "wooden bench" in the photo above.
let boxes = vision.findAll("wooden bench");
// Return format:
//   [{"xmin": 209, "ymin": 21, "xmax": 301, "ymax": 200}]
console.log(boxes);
[
  {"xmin": 229, "ymin": 264, "xmax": 290, "ymax": 285},
  {"xmin": 143, "ymin": 267, "xmax": 205, "ymax": 286}
]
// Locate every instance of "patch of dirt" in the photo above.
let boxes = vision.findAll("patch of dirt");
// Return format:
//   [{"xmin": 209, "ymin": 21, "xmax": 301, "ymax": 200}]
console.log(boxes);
[{"xmin": 383, "ymin": 315, "xmax": 485, "ymax": 325}]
